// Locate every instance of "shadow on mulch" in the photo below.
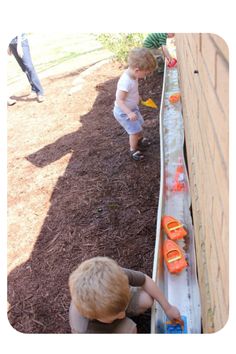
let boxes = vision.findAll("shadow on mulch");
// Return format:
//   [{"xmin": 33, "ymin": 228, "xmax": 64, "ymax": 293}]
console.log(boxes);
[{"xmin": 7, "ymin": 67, "xmax": 163, "ymax": 333}]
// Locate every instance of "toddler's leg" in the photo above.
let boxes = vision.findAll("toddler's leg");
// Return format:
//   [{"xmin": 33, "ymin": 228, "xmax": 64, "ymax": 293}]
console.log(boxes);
[
  {"xmin": 113, "ymin": 317, "xmax": 137, "ymax": 333},
  {"xmin": 129, "ymin": 133, "xmax": 141, "ymax": 151},
  {"xmin": 127, "ymin": 288, "xmax": 154, "ymax": 316},
  {"xmin": 134, "ymin": 290, "xmax": 154, "ymax": 314},
  {"xmin": 129, "ymin": 133, "xmax": 144, "ymax": 161}
]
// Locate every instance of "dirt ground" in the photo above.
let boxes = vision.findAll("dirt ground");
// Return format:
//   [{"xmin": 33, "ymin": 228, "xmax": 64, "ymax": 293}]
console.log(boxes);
[{"xmin": 7, "ymin": 60, "xmax": 163, "ymax": 333}]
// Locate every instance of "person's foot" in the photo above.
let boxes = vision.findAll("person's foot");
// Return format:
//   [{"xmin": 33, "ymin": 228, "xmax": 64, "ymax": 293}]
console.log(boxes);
[
  {"xmin": 37, "ymin": 95, "xmax": 44, "ymax": 103},
  {"xmin": 7, "ymin": 98, "xmax": 16, "ymax": 106},
  {"xmin": 138, "ymin": 137, "xmax": 151, "ymax": 150},
  {"xmin": 130, "ymin": 150, "xmax": 144, "ymax": 161},
  {"xmin": 27, "ymin": 92, "xmax": 44, "ymax": 102},
  {"xmin": 27, "ymin": 91, "xmax": 37, "ymax": 99}
]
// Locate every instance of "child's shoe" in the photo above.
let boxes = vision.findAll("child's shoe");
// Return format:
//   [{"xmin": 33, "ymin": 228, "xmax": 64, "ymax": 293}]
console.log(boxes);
[
  {"xmin": 138, "ymin": 137, "xmax": 151, "ymax": 150},
  {"xmin": 130, "ymin": 150, "xmax": 144, "ymax": 161}
]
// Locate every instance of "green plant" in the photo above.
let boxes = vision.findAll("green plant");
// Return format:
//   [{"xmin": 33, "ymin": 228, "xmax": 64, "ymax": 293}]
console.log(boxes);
[{"xmin": 96, "ymin": 33, "xmax": 146, "ymax": 63}]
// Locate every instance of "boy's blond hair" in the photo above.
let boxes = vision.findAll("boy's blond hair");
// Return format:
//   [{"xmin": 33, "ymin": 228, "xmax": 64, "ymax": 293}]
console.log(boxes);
[
  {"xmin": 128, "ymin": 47, "xmax": 156, "ymax": 71},
  {"xmin": 69, "ymin": 257, "xmax": 131, "ymax": 319}
]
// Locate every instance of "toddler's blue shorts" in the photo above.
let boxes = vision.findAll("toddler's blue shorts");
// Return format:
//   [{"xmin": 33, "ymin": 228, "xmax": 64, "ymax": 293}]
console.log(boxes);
[{"xmin": 113, "ymin": 106, "xmax": 144, "ymax": 135}]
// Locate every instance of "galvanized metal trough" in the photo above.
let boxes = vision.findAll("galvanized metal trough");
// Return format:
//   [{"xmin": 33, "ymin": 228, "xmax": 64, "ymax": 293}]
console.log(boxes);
[{"xmin": 151, "ymin": 42, "xmax": 201, "ymax": 334}]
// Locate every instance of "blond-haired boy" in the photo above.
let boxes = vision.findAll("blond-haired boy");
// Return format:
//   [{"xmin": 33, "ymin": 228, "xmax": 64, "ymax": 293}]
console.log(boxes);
[
  {"xmin": 113, "ymin": 48, "xmax": 157, "ymax": 161},
  {"xmin": 69, "ymin": 256, "xmax": 181, "ymax": 333}
]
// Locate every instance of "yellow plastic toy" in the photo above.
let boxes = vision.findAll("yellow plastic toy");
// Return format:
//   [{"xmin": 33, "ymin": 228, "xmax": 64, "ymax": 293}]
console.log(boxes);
[{"xmin": 141, "ymin": 98, "xmax": 158, "ymax": 109}]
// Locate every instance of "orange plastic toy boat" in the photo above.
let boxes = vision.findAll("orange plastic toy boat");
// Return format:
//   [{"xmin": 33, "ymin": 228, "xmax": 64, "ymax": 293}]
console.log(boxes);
[
  {"xmin": 163, "ymin": 239, "xmax": 188, "ymax": 274},
  {"xmin": 141, "ymin": 98, "xmax": 158, "ymax": 109},
  {"xmin": 162, "ymin": 216, "xmax": 187, "ymax": 240},
  {"xmin": 169, "ymin": 93, "xmax": 180, "ymax": 104}
]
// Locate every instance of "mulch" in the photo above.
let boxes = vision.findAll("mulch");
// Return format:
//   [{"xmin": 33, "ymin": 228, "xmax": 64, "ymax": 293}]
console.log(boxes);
[{"xmin": 7, "ymin": 60, "xmax": 163, "ymax": 333}]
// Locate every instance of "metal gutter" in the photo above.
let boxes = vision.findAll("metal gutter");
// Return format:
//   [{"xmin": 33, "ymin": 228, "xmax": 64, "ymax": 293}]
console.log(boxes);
[
  {"xmin": 151, "ymin": 60, "xmax": 166, "ymax": 333},
  {"xmin": 151, "ymin": 43, "xmax": 201, "ymax": 334}
]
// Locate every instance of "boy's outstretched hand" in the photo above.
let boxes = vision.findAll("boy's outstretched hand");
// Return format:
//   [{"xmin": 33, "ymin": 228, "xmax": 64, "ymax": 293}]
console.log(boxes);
[{"xmin": 165, "ymin": 304, "xmax": 181, "ymax": 321}]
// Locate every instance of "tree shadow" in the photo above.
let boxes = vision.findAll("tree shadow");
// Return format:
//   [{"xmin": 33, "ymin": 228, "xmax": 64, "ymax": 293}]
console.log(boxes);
[{"xmin": 7, "ymin": 71, "xmax": 161, "ymax": 333}]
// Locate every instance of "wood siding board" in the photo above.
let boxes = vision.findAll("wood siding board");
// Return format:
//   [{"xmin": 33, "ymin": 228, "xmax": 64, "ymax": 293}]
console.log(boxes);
[
  {"xmin": 175, "ymin": 33, "xmax": 228, "ymax": 333},
  {"xmin": 210, "ymin": 33, "xmax": 229, "ymax": 61}
]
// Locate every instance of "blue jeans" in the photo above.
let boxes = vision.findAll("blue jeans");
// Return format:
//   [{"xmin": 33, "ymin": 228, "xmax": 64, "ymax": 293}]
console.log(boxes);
[{"xmin": 9, "ymin": 37, "xmax": 44, "ymax": 95}]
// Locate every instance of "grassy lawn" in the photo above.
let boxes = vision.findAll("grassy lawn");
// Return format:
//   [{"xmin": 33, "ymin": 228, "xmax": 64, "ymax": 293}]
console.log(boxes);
[{"xmin": 7, "ymin": 33, "xmax": 105, "ymax": 85}]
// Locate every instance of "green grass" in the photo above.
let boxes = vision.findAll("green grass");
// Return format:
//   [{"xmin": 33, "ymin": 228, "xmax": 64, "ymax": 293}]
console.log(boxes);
[
  {"xmin": 30, "ymin": 48, "xmax": 104, "ymax": 74},
  {"xmin": 7, "ymin": 33, "xmax": 105, "ymax": 84}
]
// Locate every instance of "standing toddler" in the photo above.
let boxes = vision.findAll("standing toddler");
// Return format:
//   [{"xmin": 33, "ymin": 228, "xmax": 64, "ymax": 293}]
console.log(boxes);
[{"xmin": 113, "ymin": 48, "xmax": 156, "ymax": 161}]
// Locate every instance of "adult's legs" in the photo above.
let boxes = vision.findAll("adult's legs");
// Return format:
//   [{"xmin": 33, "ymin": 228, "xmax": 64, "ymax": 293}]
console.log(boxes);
[{"xmin": 9, "ymin": 39, "xmax": 44, "ymax": 96}]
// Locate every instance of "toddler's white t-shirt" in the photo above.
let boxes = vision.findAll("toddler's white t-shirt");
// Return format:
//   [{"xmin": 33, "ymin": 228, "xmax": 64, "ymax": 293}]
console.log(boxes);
[{"xmin": 115, "ymin": 70, "xmax": 139, "ymax": 110}]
